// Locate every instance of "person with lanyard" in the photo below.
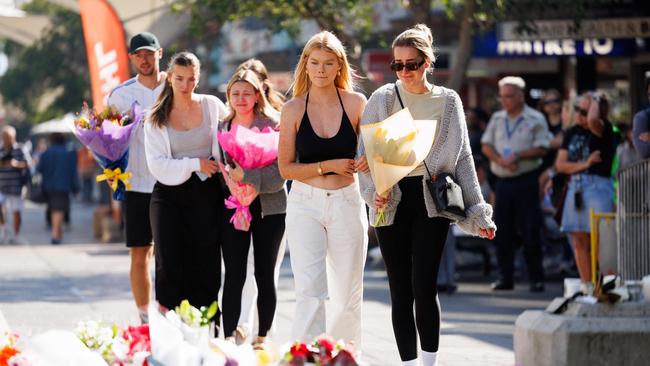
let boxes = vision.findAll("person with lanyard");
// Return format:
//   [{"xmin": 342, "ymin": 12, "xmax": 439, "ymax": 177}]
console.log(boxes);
[
  {"xmin": 555, "ymin": 92, "xmax": 615, "ymax": 286},
  {"xmin": 107, "ymin": 32, "xmax": 165, "ymax": 324},
  {"xmin": 144, "ymin": 52, "xmax": 228, "ymax": 320},
  {"xmin": 219, "ymin": 69, "xmax": 287, "ymax": 349},
  {"xmin": 481, "ymin": 76, "xmax": 550, "ymax": 292},
  {"xmin": 358, "ymin": 24, "xmax": 495, "ymax": 366},
  {"xmin": 278, "ymin": 31, "xmax": 369, "ymax": 346}
]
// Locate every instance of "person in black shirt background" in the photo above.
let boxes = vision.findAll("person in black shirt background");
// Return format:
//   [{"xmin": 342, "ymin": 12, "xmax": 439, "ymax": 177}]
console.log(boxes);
[{"xmin": 555, "ymin": 92, "xmax": 616, "ymax": 284}]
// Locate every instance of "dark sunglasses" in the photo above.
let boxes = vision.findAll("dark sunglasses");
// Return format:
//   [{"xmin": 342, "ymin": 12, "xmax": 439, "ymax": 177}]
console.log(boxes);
[
  {"xmin": 390, "ymin": 59, "xmax": 425, "ymax": 72},
  {"xmin": 543, "ymin": 98, "xmax": 561, "ymax": 104},
  {"xmin": 574, "ymin": 105, "xmax": 588, "ymax": 117}
]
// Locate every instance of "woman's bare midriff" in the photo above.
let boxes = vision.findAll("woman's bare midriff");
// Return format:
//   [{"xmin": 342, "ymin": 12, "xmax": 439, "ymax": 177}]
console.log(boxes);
[{"xmin": 298, "ymin": 174, "xmax": 355, "ymax": 190}]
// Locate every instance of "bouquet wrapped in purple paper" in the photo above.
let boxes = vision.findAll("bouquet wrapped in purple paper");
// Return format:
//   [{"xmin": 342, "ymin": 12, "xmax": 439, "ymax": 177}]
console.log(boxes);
[{"xmin": 72, "ymin": 102, "xmax": 144, "ymax": 200}]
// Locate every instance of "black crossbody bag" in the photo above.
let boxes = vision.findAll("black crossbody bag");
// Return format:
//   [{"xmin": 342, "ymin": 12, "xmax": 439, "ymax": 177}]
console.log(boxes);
[{"xmin": 394, "ymin": 83, "xmax": 466, "ymax": 218}]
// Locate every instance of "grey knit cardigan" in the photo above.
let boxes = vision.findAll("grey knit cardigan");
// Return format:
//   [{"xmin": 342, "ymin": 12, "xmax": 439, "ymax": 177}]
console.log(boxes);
[{"xmin": 357, "ymin": 83, "xmax": 496, "ymax": 236}]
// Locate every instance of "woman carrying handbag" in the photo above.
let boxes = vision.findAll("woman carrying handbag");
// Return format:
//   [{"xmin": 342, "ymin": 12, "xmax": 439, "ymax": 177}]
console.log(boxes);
[{"xmin": 357, "ymin": 24, "xmax": 496, "ymax": 366}]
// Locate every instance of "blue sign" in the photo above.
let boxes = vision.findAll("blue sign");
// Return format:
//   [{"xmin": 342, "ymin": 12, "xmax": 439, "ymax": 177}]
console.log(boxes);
[{"xmin": 473, "ymin": 30, "xmax": 638, "ymax": 58}]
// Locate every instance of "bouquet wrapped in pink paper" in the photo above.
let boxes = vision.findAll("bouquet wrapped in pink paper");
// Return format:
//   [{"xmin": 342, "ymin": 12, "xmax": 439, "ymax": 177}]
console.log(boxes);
[{"xmin": 217, "ymin": 124, "xmax": 279, "ymax": 231}]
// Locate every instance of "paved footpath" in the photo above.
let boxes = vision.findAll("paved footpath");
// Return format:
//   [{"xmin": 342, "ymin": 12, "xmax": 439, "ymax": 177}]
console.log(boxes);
[{"xmin": 0, "ymin": 200, "xmax": 562, "ymax": 365}]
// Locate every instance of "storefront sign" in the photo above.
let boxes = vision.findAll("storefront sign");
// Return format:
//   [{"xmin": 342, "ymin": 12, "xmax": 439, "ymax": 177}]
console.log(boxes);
[
  {"xmin": 500, "ymin": 18, "xmax": 650, "ymax": 41},
  {"xmin": 473, "ymin": 31, "xmax": 637, "ymax": 58}
]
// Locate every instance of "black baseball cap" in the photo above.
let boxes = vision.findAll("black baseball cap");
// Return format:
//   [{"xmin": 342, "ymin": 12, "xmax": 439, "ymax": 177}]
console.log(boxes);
[{"xmin": 129, "ymin": 32, "xmax": 161, "ymax": 53}]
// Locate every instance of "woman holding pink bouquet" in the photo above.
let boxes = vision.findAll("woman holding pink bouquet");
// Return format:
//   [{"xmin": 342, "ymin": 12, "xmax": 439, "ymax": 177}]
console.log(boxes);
[
  {"xmin": 278, "ymin": 31, "xmax": 369, "ymax": 346},
  {"xmin": 144, "ymin": 52, "xmax": 228, "ymax": 315},
  {"xmin": 218, "ymin": 69, "xmax": 287, "ymax": 348},
  {"xmin": 357, "ymin": 25, "xmax": 496, "ymax": 366}
]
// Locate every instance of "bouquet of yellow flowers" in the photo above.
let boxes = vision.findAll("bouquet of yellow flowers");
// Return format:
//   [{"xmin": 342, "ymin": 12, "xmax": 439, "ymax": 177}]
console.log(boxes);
[{"xmin": 361, "ymin": 108, "xmax": 437, "ymax": 226}]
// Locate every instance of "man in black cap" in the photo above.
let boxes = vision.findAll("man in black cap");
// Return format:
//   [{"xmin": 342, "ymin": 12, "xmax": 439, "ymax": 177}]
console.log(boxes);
[{"xmin": 108, "ymin": 32, "xmax": 165, "ymax": 323}]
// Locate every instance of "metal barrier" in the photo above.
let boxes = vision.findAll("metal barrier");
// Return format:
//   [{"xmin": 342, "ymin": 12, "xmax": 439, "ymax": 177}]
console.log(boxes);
[{"xmin": 617, "ymin": 159, "xmax": 650, "ymax": 281}]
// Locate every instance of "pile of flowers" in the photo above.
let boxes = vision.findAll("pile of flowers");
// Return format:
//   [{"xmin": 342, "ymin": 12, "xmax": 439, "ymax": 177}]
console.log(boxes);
[
  {"xmin": 75, "ymin": 320, "xmax": 150, "ymax": 366},
  {"xmin": 281, "ymin": 335, "xmax": 358, "ymax": 366},
  {"xmin": 0, "ymin": 332, "xmax": 30, "ymax": 366}
]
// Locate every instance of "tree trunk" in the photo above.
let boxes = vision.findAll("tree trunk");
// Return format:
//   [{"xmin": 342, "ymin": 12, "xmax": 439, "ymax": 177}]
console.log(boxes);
[{"xmin": 447, "ymin": 0, "xmax": 476, "ymax": 92}]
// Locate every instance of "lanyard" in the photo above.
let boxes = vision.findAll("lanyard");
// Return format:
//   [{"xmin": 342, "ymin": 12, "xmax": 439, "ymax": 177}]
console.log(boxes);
[{"xmin": 505, "ymin": 116, "xmax": 524, "ymax": 140}]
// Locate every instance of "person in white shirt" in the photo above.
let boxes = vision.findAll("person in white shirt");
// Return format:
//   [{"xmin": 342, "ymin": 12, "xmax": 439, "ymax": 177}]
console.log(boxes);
[
  {"xmin": 107, "ymin": 32, "xmax": 165, "ymax": 324},
  {"xmin": 144, "ymin": 51, "xmax": 228, "ymax": 322}
]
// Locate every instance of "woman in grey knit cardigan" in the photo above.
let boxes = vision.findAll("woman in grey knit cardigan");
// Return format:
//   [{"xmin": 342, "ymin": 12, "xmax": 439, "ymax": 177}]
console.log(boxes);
[{"xmin": 357, "ymin": 24, "xmax": 496, "ymax": 366}]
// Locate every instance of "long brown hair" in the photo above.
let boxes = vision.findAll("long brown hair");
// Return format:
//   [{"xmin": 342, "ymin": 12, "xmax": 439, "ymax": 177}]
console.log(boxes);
[
  {"xmin": 291, "ymin": 31, "xmax": 355, "ymax": 97},
  {"xmin": 235, "ymin": 58, "xmax": 285, "ymax": 111},
  {"xmin": 224, "ymin": 69, "xmax": 271, "ymax": 123},
  {"xmin": 149, "ymin": 52, "xmax": 201, "ymax": 128}
]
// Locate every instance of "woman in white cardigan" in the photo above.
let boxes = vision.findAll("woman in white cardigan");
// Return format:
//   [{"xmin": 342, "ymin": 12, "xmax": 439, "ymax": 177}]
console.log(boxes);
[
  {"xmin": 144, "ymin": 52, "xmax": 228, "ymax": 316},
  {"xmin": 357, "ymin": 25, "xmax": 496, "ymax": 366}
]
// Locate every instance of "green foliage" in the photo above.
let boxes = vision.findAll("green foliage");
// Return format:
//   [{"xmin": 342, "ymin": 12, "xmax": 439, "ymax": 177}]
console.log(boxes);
[
  {"xmin": 175, "ymin": 299, "xmax": 218, "ymax": 327},
  {"xmin": 173, "ymin": 0, "xmax": 375, "ymax": 52},
  {"xmin": 0, "ymin": 0, "xmax": 89, "ymax": 123}
]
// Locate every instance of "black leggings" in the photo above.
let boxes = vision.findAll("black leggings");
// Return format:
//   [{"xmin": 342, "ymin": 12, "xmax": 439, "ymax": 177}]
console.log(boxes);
[
  {"xmin": 221, "ymin": 197, "xmax": 285, "ymax": 337},
  {"xmin": 375, "ymin": 177, "xmax": 450, "ymax": 361},
  {"xmin": 150, "ymin": 175, "xmax": 222, "ymax": 312}
]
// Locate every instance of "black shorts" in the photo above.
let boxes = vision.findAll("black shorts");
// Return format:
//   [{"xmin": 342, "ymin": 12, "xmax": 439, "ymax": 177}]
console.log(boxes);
[
  {"xmin": 123, "ymin": 191, "xmax": 153, "ymax": 247},
  {"xmin": 46, "ymin": 192, "xmax": 70, "ymax": 212}
]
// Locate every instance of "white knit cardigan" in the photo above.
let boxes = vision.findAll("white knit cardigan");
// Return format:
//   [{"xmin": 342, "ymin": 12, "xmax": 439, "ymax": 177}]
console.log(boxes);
[{"xmin": 357, "ymin": 83, "xmax": 496, "ymax": 236}]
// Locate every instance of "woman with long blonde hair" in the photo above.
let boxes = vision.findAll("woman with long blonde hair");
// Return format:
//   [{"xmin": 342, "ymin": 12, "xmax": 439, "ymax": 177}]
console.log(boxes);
[
  {"xmin": 219, "ymin": 69, "xmax": 287, "ymax": 349},
  {"xmin": 278, "ymin": 31, "xmax": 369, "ymax": 346}
]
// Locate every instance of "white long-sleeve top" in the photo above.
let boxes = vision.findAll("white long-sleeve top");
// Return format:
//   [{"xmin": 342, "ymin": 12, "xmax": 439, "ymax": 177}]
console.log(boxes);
[{"xmin": 144, "ymin": 94, "xmax": 228, "ymax": 186}]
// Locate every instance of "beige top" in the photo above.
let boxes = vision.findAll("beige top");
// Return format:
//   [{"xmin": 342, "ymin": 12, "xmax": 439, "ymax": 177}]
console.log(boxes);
[{"xmin": 391, "ymin": 81, "xmax": 443, "ymax": 177}]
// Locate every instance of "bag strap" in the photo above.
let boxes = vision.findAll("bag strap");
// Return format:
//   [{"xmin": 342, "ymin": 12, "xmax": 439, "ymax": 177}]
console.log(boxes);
[
  {"xmin": 395, "ymin": 83, "xmax": 435, "ymax": 181},
  {"xmin": 394, "ymin": 83, "xmax": 405, "ymax": 109}
]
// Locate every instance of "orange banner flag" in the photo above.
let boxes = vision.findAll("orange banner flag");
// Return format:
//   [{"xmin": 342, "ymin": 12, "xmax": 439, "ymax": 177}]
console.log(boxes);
[{"xmin": 79, "ymin": 0, "xmax": 130, "ymax": 111}]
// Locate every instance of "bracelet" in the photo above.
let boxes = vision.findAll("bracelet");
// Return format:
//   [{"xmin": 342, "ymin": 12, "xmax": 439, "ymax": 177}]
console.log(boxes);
[{"xmin": 317, "ymin": 161, "xmax": 323, "ymax": 176}]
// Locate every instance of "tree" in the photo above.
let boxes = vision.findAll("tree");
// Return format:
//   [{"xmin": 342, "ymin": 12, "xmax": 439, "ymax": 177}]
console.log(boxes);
[
  {"xmin": 0, "ymin": 0, "xmax": 89, "ymax": 123},
  {"xmin": 172, "ymin": 0, "xmax": 376, "ymax": 90},
  {"xmin": 406, "ymin": 0, "xmax": 623, "ymax": 91}
]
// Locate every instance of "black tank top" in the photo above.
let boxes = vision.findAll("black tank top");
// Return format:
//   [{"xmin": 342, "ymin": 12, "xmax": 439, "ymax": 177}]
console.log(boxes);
[{"xmin": 295, "ymin": 89, "xmax": 357, "ymax": 171}]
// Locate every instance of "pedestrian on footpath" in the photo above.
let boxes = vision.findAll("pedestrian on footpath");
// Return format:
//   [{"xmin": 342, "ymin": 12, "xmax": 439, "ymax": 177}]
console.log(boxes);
[
  {"xmin": 358, "ymin": 24, "xmax": 495, "ymax": 366},
  {"xmin": 555, "ymin": 92, "xmax": 616, "ymax": 284},
  {"xmin": 107, "ymin": 32, "xmax": 165, "ymax": 324},
  {"xmin": 482, "ymin": 76, "xmax": 550, "ymax": 292},
  {"xmin": 278, "ymin": 31, "xmax": 369, "ymax": 346},
  {"xmin": 231, "ymin": 59, "xmax": 287, "ymax": 344},
  {"xmin": 36, "ymin": 133, "xmax": 79, "ymax": 244},
  {"xmin": 144, "ymin": 51, "xmax": 228, "ymax": 319},
  {"xmin": 632, "ymin": 77, "xmax": 650, "ymax": 159},
  {"xmin": 0, "ymin": 126, "xmax": 31, "ymax": 244},
  {"xmin": 219, "ymin": 70, "xmax": 287, "ymax": 350}
]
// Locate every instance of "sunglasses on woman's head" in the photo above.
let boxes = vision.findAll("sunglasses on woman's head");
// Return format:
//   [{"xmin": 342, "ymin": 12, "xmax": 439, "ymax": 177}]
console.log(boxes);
[
  {"xmin": 574, "ymin": 105, "xmax": 588, "ymax": 117},
  {"xmin": 390, "ymin": 59, "xmax": 425, "ymax": 72}
]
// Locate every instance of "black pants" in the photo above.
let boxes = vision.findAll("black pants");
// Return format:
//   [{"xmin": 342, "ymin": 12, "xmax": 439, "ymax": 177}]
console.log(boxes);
[
  {"xmin": 494, "ymin": 171, "xmax": 544, "ymax": 283},
  {"xmin": 150, "ymin": 175, "xmax": 223, "ymax": 312},
  {"xmin": 375, "ymin": 177, "xmax": 450, "ymax": 361},
  {"xmin": 221, "ymin": 197, "xmax": 285, "ymax": 337}
]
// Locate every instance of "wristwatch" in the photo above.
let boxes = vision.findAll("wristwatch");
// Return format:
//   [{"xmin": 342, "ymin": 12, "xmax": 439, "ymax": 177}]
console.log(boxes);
[{"xmin": 317, "ymin": 161, "xmax": 323, "ymax": 176}]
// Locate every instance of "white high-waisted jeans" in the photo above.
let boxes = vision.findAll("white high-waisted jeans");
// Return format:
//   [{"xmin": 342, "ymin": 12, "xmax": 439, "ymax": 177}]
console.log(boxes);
[{"xmin": 286, "ymin": 180, "xmax": 368, "ymax": 346}]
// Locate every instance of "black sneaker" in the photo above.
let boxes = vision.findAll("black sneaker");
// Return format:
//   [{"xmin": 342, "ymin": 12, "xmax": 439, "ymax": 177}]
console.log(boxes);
[
  {"xmin": 491, "ymin": 279, "xmax": 514, "ymax": 290},
  {"xmin": 529, "ymin": 282, "xmax": 545, "ymax": 292}
]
